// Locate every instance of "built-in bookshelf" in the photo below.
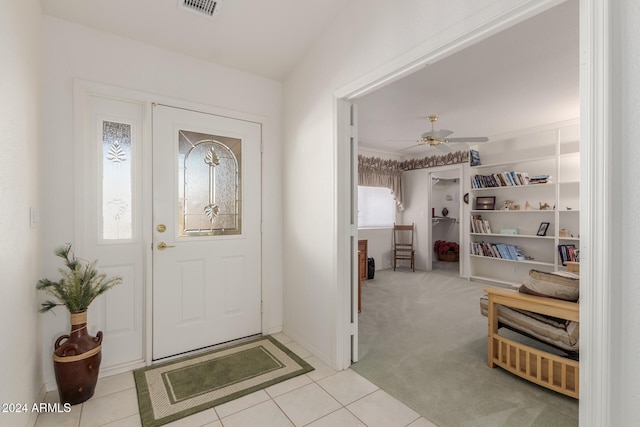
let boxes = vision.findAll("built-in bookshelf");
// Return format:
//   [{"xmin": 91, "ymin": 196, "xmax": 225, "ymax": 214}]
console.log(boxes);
[{"xmin": 467, "ymin": 121, "xmax": 579, "ymax": 287}]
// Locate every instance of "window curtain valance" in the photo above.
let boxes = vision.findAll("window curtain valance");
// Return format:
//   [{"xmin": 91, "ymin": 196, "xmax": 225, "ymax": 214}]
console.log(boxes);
[
  {"xmin": 358, "ymin": 155, "xmax": 404, "ymax": 211},
  {"xmin": 358, "ymin": 150, "xmax": 470, "ymax": 212}
]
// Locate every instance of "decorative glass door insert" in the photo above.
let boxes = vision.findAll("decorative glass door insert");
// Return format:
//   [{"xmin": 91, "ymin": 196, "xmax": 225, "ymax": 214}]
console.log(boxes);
[
  {"xmin": 178, "ymin": 130, "xmax": 241, "ymax": 236},
  {"xmin": 102, "ymin": 120, "xmax": 133, "ymax": 240}
]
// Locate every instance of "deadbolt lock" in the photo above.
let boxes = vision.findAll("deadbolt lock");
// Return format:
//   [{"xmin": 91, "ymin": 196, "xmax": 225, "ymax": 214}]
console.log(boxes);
[{"xmin": 156, "ymin": 224, "xmax": 167, "ymax": 233}]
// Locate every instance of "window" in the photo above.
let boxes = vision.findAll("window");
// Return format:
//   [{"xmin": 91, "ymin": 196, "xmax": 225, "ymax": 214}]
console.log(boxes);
[
  {"xmin": 102, "ymin": 120, "xmax": 133, "ymax": 240},
  {"xmin": 178, "ymin": 129, "xmax": 241, "ymax": 236},
  {"xmin": 358, "ymin": 186, "xmax": 396, "ymax": 227}
]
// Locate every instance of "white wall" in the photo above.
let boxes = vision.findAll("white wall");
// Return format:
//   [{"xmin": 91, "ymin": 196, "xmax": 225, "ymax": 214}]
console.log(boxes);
[
  {"xmin": 400, "ymin": 169, "xmax": 431, "ymax": 271},
  {"xmin": 39, "ymin": 17, "xmax": 284, "ymax": 388},
  {"xmin": 282, "ymin": 0, "xmax": 554, "ymax": 367},
  {"xmin": 0, "ymin": 1, "xmax": 43, "ymax": 425},
  {"xmin": 611, "ymin": 0, "xmax": 640, "ymax": 424},
  {"xmin": 357, "ymin": 228, "xmax": 394, "ymax": 271}
]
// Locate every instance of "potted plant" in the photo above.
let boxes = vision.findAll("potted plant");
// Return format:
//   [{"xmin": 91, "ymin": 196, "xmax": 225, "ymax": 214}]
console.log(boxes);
[
  {"xmin": 37, "ymin": 244, "xmax": 122, "ymax": 405},
  {"xmin": 434, "ymin": 240, "xmax": 460, "ymax": 262}
]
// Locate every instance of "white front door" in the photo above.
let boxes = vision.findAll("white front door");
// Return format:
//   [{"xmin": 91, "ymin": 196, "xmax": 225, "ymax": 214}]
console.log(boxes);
[{"xmin": 152, "ymin": 105, "xmax": 262, "ymax": 360}]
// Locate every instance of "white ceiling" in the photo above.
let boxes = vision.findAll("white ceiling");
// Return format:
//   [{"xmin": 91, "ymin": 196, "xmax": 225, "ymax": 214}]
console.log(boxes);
[
  {"xmin": 38, "ymin": 0, "xmax": 354, "ymax": 81},
  {"xmin": 40, "ymin": 0, "xmax": 579, "ymax": 156},
  {"xmin": 355, "ymin": 0, "xmax": 579, "ymax": 156}
]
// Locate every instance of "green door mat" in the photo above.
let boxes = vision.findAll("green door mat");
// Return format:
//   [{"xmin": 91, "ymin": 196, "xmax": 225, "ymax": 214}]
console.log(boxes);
[{"xmin": 134, "ymin": 335, "xmax": 314, "ymax": 427}]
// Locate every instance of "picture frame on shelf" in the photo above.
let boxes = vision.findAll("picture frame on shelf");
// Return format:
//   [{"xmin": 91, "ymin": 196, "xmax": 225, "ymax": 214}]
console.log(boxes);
[
  {"xmin": 475, "ymin": 196, "xmax": 496, "ymax": 210},
  {"xmin": 537, "ymin": 222, "xmax": 550, "ymax": 236}
]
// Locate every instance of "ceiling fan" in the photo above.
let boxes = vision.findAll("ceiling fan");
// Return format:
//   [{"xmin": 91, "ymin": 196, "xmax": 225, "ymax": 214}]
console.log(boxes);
[{"xmin": 419, "ymin": 114, "xmax": 489, "ymax": 147}]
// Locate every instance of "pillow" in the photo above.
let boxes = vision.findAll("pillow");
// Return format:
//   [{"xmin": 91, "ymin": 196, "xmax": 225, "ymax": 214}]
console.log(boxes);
[{"xmin": 519, "ymin": 269, "xmax": 579, "ymax": 301}]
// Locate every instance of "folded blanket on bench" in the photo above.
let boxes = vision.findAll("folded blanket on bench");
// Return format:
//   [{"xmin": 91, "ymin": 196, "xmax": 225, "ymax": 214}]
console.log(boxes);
[{"xmin": 480, "ymin": 293, "xmax": 579, "ymax": 352}]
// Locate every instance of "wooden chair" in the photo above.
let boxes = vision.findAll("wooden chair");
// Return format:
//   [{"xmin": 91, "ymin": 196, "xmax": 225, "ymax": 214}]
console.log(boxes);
[{"xmin": 393, "ymin": 223, "xmax": 415, "ymax": 271}]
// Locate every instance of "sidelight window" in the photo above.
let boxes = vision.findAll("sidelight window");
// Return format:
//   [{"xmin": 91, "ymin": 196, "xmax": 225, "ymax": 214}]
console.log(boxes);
[{"xmin": 102, "ymin": 121, "xmax": 133, "ymax": 240}]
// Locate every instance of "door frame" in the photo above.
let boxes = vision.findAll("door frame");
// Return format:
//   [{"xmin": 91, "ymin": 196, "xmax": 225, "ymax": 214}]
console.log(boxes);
[
  {"xmin": 74, "ymin": 80, "xmax": 269, "ymax": 367},
  {"xmin": 334, "ymin": 0, "xmax": 613, "ymax": 423},
  {"xmin": 427, "ymin": 164, "xmax": 463, "ymax": 275}
]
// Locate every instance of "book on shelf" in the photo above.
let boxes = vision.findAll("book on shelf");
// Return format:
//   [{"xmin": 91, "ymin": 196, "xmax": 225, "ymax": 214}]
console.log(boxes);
[
  {"xmin": 470, "ymin": 241, "xmax": 525, "ymax": 261},
  {"xmin": 507, "ymin": 245, "xmax": 519, "ymax": 260},
  {"xmin": 558, "ymin": 244, "xmax": 578, "ymax": 265},
  {"xmin": 471, "ymin": 171, "xmax": 530, "ymax": 188},
  {"xmin": 515, "ymin": 246, "xmax": 525, "ymax": 261},
  {"xmin": 529, "ymin": 175, "xmax": 552, "ymax": 184},
  {"xmin": 496, "ymin": 243, "xmax": 511, "ymax": 259},
  {"xmin": 470, "ymin": 215, "xmax": 492, "ymax": 234}
]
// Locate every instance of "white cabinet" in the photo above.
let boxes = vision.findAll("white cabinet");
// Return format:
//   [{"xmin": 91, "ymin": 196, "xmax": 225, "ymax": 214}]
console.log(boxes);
[{"xmin": 468, "ymin": 122, "xmax": 579, "ymax": 286}]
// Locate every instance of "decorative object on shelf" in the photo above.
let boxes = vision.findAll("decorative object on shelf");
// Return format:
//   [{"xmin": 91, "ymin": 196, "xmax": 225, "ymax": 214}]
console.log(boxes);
[
  {"xmin": 525, "ymin": 200, "xmax": 531, "ymax": 210},
  {"xmin": 537, "ymin": 222, "xmax": 550, "ymax": 236},
  {"xmin": 442, "ymin": 207, "xmax": 449, "ymax": 217},
  {"xmin": 500, "ymin": 228, "xmax": 519, "ymax": 235},
  {"xmin": 559, "ymin": 229, "xmax": 571, "ymax": 237},
  {"xmin": 539, "ymin": 202, "xmax": 550, "ymax": 210},
  {"xmin": 434, "ymin": 240, "xmax": 460, "ymax": 262},
  {"xmin": 463, "ymin": 193, "xmax": 469, "ymax": 204},
  {"xmin": 502, "ymin": 200, "xmax": 513, "ymax": 210},
  {"xmin": 36, "ymin": 244, "xmax": 122, "ymax": 405},
  {"xmin": 475, "ymin": 196, "xmax": 496, "ymax": 210},
  {"xmin": 470, "ymin": 149, "xmax": 481, "ymax": 166},
  {"xmin": 511, "ymin": 204, "xmax": 520, "ymax": 210}
]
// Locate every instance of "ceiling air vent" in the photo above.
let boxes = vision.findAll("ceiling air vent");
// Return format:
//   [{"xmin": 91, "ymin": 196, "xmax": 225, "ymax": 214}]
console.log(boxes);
[{"xmin": 179, "ymin": 0, "xmax": 222, "ymax": 18}]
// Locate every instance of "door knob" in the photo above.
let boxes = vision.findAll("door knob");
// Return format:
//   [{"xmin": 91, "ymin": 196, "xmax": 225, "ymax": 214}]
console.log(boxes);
[{"xmin": 157, "ymin": 242, "xmax": 176, "ymax": 250}]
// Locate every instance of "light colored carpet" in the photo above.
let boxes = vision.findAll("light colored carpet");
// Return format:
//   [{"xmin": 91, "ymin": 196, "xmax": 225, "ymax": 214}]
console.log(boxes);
[{"xmin": 352, "ymin": 264, "xmax": 578, "ymax": 427}]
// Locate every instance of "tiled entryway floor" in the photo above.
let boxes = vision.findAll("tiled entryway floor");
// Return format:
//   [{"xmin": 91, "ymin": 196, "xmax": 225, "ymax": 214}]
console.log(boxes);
[{"xmin": 35, "ymin": 333, "xmax": 436, "ymax": 427}]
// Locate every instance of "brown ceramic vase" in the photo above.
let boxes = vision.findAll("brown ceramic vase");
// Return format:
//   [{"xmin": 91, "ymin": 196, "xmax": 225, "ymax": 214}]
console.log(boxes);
[{"xmin": 53, "ymin": 310, "xmax": 103, "ymax": 405}]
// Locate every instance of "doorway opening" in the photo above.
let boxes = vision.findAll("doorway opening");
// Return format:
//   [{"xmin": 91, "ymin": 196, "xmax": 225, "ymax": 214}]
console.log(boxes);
[
  {"xmin": 338, "ymin": 0, "xmax": 584, "ymax": 423},
  {"xmin": 428, "ymin": 167, "xmax": 462, "ymax": 274}
]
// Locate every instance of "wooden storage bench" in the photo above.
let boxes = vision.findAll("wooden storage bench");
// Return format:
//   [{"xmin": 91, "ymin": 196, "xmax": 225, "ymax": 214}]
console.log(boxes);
[{"xmin": 482, "ymin": 286, "xmax": 579, "ymax": 399}]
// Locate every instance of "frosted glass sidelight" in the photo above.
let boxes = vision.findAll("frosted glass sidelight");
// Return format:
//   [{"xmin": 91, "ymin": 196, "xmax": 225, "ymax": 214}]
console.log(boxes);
[
  {"xmin": 102, "ymin": 121, "xmax": 133, "ymax": 240},
  {"xmin": 178, "ymin": 130, "xmax": 241, "ymax": 236}
]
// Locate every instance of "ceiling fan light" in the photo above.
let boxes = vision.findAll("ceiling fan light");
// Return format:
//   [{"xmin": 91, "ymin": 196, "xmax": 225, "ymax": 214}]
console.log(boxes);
[{"xmin": 421, "ymin": 136, "xmax": 443, "ymax": 145}]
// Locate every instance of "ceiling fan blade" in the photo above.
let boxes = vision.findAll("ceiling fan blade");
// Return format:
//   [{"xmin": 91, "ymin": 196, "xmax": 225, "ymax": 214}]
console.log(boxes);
[
  {"xmin": 446, "ymin": 137, "xmax": 489, "ymax": 143},
  {"xmin": 434, "ymin": 144, "xmax": 453, "ymax": 153},
  {"xmin": 400, "ymin": 142, "xmax": 426, "ymax": 151},
  {"xmin": 385, "ymin": 139, "xmax": 422, "ymax": 144},
  {"xmin": 421, "ymin": 129, "xmax": 453, "ymax": 139}
]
